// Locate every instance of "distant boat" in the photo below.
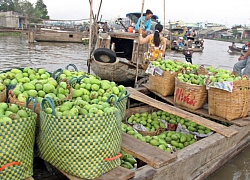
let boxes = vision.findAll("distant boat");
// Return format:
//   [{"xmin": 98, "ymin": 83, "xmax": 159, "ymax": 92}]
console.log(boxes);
[{"xmin": 228, "ymin": 45, "xmax": 248, "ymax": 54}]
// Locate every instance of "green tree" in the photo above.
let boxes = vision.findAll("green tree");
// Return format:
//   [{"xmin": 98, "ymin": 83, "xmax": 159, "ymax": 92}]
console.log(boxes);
[
  {"xmin": 20, "ymin": 0, "xmax": 37, "ymax": 25},
  {"xmin": 35, "ymin": 0, "xmax": 49, "ymax": 19},
  {"xmin": 0, "ymin": 0, "xmax": 15, "ymax": 11}
]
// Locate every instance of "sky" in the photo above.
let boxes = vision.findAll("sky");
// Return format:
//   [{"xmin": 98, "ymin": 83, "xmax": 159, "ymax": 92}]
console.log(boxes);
[{"xmin": 29, "ymin": 0, "xmax": 250, "ymax": 27}]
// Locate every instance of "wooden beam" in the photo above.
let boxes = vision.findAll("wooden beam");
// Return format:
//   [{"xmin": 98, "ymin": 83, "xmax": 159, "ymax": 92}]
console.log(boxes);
[
  {"xmin": 126, "ymin": 87, "xmax": 238, "ymax": 137},
  {"xmin": 122, "ymin": 133, "xmax": 177, "ymax": 169},
  {"xmin": 59, "ymin": 166, "xmax": 135, "ymax": 180}
]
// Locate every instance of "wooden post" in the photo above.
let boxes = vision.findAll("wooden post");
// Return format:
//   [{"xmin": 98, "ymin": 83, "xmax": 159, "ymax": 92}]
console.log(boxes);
[
  {"xmin": 163, "ymin": 0, "xmax": 165, "ymax": 33},
  {"xmin": 87, "ymin": 0, "xmax": 93, "ymax": 73},
  {"xmin": 28, "ymin": 30, "xmax": 34, "ymax": 43},
  {"xmin": 135, "ymin": 0, "xmax": 145, "ymax": 85}
]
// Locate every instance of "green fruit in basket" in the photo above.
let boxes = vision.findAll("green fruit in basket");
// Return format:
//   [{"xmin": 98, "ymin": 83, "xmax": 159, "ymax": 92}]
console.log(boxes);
[
  {"xmin": 5, "ymin": 110, "xmax": 13, "ymax": 117},
  {"xmin": 28, "ymin": 89, "xmax": 38, "ymax": 97},
  {"xmin": 8, "ymin": 104, "xmax": 19, "ymax": 113},
  {"xmin": 43, "ymin": 84, "xmax": 55, "ymax": 93},
  {"xmin": 72, "ymin": 89, "xmax": 84, "ymax": 98},
  {"xmin": 23, "ymin": 83, "xmax": 35, "ymax": 91},
  {"xmin": 0, "ymin": 116, "xmax": 12, "ymax": 123},
  {"xmin": 17, "ymin": 94, "xmax": 26, "ymax": 102},
  {"xmin": 0, "ymin": 83, "xmax": 4, "ymax": 91},
  {"xmin": 17, "ymin": 109, "xmax": 29, "ymax": 118},
  {"xmin": 150, "ymin": 139, "xmax": 159, "ymax": 146},
  {"xmin": 35, "ymin": 83, "xmax": 43, "ymax": 91},
  {"xmin": 45, "ymin": 108, "xmax": 53, "ymax": 114},
  {"xmin": 0, "ymin": 102, "xmax": 8, "ymax": 110}
]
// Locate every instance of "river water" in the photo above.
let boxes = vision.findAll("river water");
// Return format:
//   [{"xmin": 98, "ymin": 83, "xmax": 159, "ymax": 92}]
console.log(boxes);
[{"xmin": 1, "ymin": 35, "xmax": 249, "ymax": 179}]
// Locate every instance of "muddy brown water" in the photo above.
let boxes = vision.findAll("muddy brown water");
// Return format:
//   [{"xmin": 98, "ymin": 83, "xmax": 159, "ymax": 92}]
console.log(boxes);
[{"xmin": 1, "ymin": 35, "xmax": 249, "ymax": 179}]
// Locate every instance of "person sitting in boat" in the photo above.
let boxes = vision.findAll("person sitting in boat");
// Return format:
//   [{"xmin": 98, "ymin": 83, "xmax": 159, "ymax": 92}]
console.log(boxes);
[
  {"xmin": 177, "ymin": 37, "xmax": 185, "ymax": 47},
  {"xmin": 231, "ymin": 42, "xmax": 236, "ymax": 49},
  {"xmin": 135, "ymin": 9, "xmax": 153, "ymax": 36},
  {"xmin": 138, "ymin": 23, "xmax": 166, "ymax": 69},
  {"xmin": 233, "ymin": 42, "xmax": 250, "ymax": 77}
]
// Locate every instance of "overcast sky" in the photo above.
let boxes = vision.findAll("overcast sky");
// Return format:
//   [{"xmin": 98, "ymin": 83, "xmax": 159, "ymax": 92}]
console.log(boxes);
[{"xmin": 29, "ymin": 0, "xmax": 250, "ymax": 27}]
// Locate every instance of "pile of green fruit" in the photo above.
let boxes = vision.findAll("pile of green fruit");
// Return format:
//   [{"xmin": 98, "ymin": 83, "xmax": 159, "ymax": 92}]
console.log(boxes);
[
  {"xmin": 127, "ymin": 111, "xmax": 166, "ymax": 132},
  {"xmin": 55, "ymin": 68, "xmax": 87, "ymax": 81},
  {"xmin": 179, "ymin": 119, "xmax": 212, "ymax": 134},
  {"xmin": 151, "ymin": 59, "xmax": 198, "ymax": 72},
  {"xmin": 177, "ymin": 73, "xmax": 206, "ymax": 85},
  {"xmin": 12, "ymin": 78, "xmax": 70, "ymax": 103},
  {"xmin": 0, "ymin": 102, "xmax": 34, "ymax": 122},
  {"xmin": 0, "ymin": 68, "xmax": 51, "ymax": 85},
  {"xmin": 71, "ymin": 76, "xmax": 126, "ymax": 105},
  {"xmin": 122, "ymin": 123, "xmax": 196, "ymax": 151},
  {"xmin": 44, "ymin": 99, "xmax": 118, "ymax": 116},
  {"xmin": 120, "ymin": 150, "xmax": 137, "ymax": 169},
  {"xmin": 0, "ymin": 82, "xmax": 5, "ymax": 92},
  {"xmin": 208, "ymin": 68, "xmax": 242, "ymax": 83}
]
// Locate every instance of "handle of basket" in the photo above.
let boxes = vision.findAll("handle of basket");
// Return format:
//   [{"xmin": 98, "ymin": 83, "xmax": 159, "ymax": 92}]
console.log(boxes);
[
  {"xmin": 106, "ymin": 94, "xmax": 118, "ymax": 106},
  {"xmin": 40, "ymin": 97, "xmax": 56, "ymax": 116},
  {"xmin": 25, "ymin": 96, "xmax": 38, "ymax": 112},
  {"xmin": 65, "ymin": 64, "xmax": 78, "ymax": 72},
  {"xmin": 104, "ymin": 153, "xmax": 122, "ymax": 162},
  {"xmin": 0, "ymin": 162, "xmax": 21, "ymax": 172},
  {"xmin": 117, "ymin": 90, "xmax": 130, "ymax": 102},
  {"xmin": 69, "ymin": 76, "xmax": 78, "ymax": 86},
  {"xmin": 52, "ymin": 68, "xmax": 63, "ymax": 80},
  {"xmin": 77, "ymin": 74, "xmax": 90, "ymax": 83},
  {"xmin": 241, "ymin": 75, "xmax": 249, "ymax": 80}
]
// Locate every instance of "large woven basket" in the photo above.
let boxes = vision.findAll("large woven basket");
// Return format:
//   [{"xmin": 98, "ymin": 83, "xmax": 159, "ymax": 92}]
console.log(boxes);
[
  {"xmin": 0, "ymin": 105, "xmax": 37, "ymax": 180},
  {"xmin": 149, "ymin": 71, "xmax": 177, "ymax": 96},
  {"xmin": 174, "ymin": 77, "xmax": 208, "ymax": 110},
  {"xmin": 0, "ymin": 85, "xmax": 7, "ymax": 102},
  {"xmin": 208, "ymin": 77, "xmax": 250, "ymax": 121},
  {"xmin": 37, "ymin": 97, "xmax": 123, "ymax": 179}
]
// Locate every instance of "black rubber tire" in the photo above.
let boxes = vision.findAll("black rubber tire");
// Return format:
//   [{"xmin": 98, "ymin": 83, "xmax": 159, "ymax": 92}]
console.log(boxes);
[{"xmin": 93, "ymin": 48, "xmax": 116, "ymax": 63}]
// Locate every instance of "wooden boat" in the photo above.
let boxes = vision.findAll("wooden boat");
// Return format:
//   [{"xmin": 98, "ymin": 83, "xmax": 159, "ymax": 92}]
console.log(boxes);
[
  {"xmin": 34, "ymin": 28, "xmax": 89, "ymax": 43},
  {"xmin": 228, "ymin": 45, "xmax": 248, "ymax": 54},
  {"xmin": 54, "ymin": 86, "xmax": 250, "ymax": 180},
  {"xmin": 89, "ymin": 31, "xmax": 148, "ymax": 86}
]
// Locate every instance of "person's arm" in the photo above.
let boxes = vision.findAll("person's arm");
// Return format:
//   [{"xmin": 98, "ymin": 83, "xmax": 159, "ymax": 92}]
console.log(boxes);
[
  {"xmin": 135, "ymin": 18, "xmax": 141, "ymax": 30},
  {"xmin": 139, "ymin": 29, "xmax": 151, "ymax": 44},
  {"xmin": 239, "ymin": 48, "xmax": 250, "ymax": 60},
  {"xmin": 162, "ymin": 38, "xmax": 166, "ymax": 54}
]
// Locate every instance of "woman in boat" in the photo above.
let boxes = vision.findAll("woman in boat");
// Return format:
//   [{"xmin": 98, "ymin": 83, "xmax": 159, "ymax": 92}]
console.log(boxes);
[
  {"xmin": 138, "ymin": 23, "xmax": 166, "ymax": 69},
  {"xmin": 135, "ymin": 9, "xmax": 153, "ymax": 36}
]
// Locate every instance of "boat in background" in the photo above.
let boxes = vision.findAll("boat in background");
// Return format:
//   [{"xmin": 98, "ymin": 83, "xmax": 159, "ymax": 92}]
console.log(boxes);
[
  {"xmin": 29, "ymin": 20, "xmax": 89, "ymax": 43},
  {"xmin": 228, "ymin": 45, "xmax": 247, "ymax": 54}
]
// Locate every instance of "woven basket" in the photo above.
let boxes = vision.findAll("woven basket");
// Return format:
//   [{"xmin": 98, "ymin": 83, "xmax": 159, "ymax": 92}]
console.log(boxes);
[
  {"xmin": 149, "ymin": 71, "xmax": 177, "ymax": 96},
  {"xmin": 37, "ymin": 97, "xmax": 123, "ymax": 179},
  {"xmin": 197, "ymin": 65, "xmax": 209, "ymax": 75},
  {"xmin": 208, "ymin": 77, "xmax": 250, "ymax": 121},
  {"xmin": 0, "ymin": 105, "xmax": 37, "ymax": 180},
  {"xmin": 0, "ymin": 85, "xmax": 7, "ymax": 102},
  {"xmin": 174, "ymin": 77, "xmax": 208, "ymax": 110}
]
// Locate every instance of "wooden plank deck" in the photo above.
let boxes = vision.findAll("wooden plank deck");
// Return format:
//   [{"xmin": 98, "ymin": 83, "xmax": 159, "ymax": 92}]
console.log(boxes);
[
  {"xmin": 126, "ymin": 87, "xmax": 238, "ymax": 138},
  {"xmin": 143, "ymin": 84, "xmax": 250, "ymax": 127},
  {"xmin": 59, "ymin": 166, "xmax": 135, "ymax": 180},
  {"xmin": 122, "ymin": 133, "xmax": 177, "ymax": 169}
]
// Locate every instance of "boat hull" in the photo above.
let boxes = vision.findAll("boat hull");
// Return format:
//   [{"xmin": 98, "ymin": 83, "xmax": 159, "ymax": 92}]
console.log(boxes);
[
  {"xmin": 90, "ymin": 58, "xmax": 147, "ymax": 86},
  {"xmin": 228, "ymin": 46, "xmax": 247, "ymax": 53},
  {"xmin": 34, "ymin": 29, "xmax": 88, "ymax": 43}
]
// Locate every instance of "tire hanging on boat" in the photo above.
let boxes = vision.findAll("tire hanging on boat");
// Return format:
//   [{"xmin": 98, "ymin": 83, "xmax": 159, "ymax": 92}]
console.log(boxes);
[{"xmin": 93, "ymin": 48, "xmax": 117, "ymax": 63}]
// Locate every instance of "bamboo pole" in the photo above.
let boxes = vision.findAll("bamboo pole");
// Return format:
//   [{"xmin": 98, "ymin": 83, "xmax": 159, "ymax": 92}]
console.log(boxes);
[
  {"xmin": 135, "ymin": 0, "xmax": 145, "ymax": 85},
  {"xmin": 96, "ymin": 0, "xmax": 103, "ymax": 22},
  {"xmin": 163, "ymin": 0, "xmax": 165, "ymax": 33},
  {"xmin": 87, "ymin": 0, "xmax": 93, "ymax": 73}
]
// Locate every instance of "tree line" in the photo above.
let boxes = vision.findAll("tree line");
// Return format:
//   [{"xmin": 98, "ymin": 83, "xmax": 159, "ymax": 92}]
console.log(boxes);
[{"xmin": 0, "ymin": 0, "xmax": 49, "ymax": 23}]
